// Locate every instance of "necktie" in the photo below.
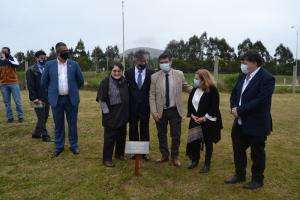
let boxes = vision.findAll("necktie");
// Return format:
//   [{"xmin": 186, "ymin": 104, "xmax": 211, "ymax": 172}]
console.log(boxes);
[
  {"xmin": 165, "ymin": 73, "xmax": 170, "ymax": 108},
  {"xmin": 137, "ymin": 69, "xmax": 143, "ymax": 89}
]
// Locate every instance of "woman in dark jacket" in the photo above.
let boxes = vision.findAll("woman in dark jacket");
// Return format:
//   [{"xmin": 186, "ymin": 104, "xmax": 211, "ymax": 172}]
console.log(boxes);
[
  {"xmin": 96, "ymin": 63, "xmax": 129, "ymax": 167},
  {"xmin": 186, "ymin": 69, "xmax": 223, "ymax": 173}
]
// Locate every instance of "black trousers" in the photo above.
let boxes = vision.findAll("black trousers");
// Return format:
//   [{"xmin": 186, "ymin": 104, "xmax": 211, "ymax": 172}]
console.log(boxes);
[
  {"xmin": 186, "ymin": 130, "xmax": 213, "ymax": 166},
  {"xmin": 33, "ymin": 103, "xmax": 50, "ymax": 137},
  {"xmin": 129, "ymin": 106, "xmax": 150, "ymax": 142},
  {"xmin": 155, "ymin": 107, "xmax": 182, "ymax": 159},
  {"xmin": 103, "ymin": 125, "xmax": 127, "ymax": 162},
  {"xmin": 231, "ymin": 123, "xmax": 267, "ymax": 183}
]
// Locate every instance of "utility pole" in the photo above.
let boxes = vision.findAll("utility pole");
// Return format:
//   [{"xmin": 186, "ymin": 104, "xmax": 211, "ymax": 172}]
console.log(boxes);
[
  {"xmin": 122, "ymin": 0, "xmax": 126, "ymax": 71},
  {"xmin": 291, "ymin": 25, "xmax": 299, "ymax": 93},
  {"xmin": 214, "ymin": 55, "xmax": 219, "ymax": 86}
]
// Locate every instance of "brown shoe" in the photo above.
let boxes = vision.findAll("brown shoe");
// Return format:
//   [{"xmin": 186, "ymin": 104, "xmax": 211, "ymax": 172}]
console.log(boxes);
[
  {"xmin": 103, "ymin": 161, "xmax": 115, "ymax": 167},
  {"xmin": 155, "ymin": 156, "xmax": 169, "ymax": 163},
  {"xmin": 172, "ymin": 159, "xmax": 181, "ymax": 167}
]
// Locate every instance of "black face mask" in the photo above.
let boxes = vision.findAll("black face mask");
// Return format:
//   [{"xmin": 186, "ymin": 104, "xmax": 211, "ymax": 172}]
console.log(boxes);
[
  {"xmin": 60, "ymin": 51, "xmax": 70, "ymax": 60},
  {"xmin": 138, "ymin": 64, "xmax": 147, "ymax": 70}
]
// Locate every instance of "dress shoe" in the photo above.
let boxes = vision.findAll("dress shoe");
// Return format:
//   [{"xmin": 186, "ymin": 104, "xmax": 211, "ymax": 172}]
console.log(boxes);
[
  {"xmin": 243, "ymin": 181, "xmax": 263, "ymax": 190},
  {"xmin": 103, "ymin": 161, "xmax": 115, "ymax": 167},
  {"xmin": 52, "ymin": 150, "xmax": 63, "ymax": 158},
  {"xmin": 199, "ymin": 164, "xmax": 210, "ymax": 173},
  {"xmin": 155, "ymin": 156, "xmax": 169, "ymax": 163},
  {"xmin": 224, "ymin": 175, "xmax": 246, "ymax": 184},
  {"xmin": 172, "ymin": 159, "xmax": 181, "ymax": 167},
  {"xmin": 42, "ymin": 135, "xmax": 52, "ymax": 142},
  {"xmin": 18, "ymin": 118, "xmax": 24, "ymax": 123},
  {"xmin": 32, "ymin": 134, "xmax": 42, "ymax": 139},
  {"xmin": 187, "ymin": 160, "xmax": 199, "ymax": 169},
  {"xmin": 70, "ymin": 148, "xmax": 79, "ymax": 155},
  {"xmin": 115, "ymin": 155, "xmax": 125, "ymax": 161},
  {"xmin": 7, "ymin": 118, "xmax": 14, "ymax": 123},
  {"xmin": 142, "ymin": 154, "xmax": 150, "ymax": 161}
]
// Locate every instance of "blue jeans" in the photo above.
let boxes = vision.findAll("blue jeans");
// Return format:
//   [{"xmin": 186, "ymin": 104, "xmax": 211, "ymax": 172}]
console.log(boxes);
[
  {"xmin": 0, "ymin": 83, "xmax": 24, "ymax": 120},
  {"xmin": 51, "ymin": 96, "xmax": 79, "ymax": 152}
]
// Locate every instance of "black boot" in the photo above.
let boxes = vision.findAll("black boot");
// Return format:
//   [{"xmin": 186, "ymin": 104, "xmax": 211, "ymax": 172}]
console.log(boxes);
[
  {"xmin": 199, "ymin": 164, "xmax": 210, "ymax": 173},
  {"xmin": 187, "ymin": 160, "xmax": 199, "ymax": 169}
]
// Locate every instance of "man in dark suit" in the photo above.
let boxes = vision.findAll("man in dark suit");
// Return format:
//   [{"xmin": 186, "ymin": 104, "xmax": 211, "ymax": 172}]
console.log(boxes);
[
  {"xmin": 124, "ymin": 50, "xmax": 154, "ymax": 161},
  {"xmin": 41, "ymin": 42, "xmax": 84, "ymax": 157},
  {"xmin": 26, "ymin": 50, "xmax": 51, "ymax": 142},
  {"xmin": 225, "ymin": 50, "xmax": 275, "ymax": 189}
]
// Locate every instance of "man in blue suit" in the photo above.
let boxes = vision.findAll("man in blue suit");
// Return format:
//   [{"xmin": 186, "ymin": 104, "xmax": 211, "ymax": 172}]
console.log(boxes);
[
  {"xmin": 225, "ymin": 50, "xmax": 275, "ymax": 189},
  {"xmin": 42, "ymin": 42, "xmax": 84, "ymax": 157}
]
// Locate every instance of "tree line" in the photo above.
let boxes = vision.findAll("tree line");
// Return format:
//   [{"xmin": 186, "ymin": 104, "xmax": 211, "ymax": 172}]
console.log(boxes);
[{"xmin": 13, "ymin": 32, "xmax": 298, "ymax": 75}]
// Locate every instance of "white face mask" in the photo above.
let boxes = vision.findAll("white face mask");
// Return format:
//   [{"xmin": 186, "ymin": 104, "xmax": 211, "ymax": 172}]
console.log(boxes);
[
  {"xmin": 159, "ymin": 63, "xmax": 171, "ymax": 72},
  {"xmin": 240, "ymin": 64, "xmax": 249, "ymax": 74},
  {"xmin": 193, "ymin": 79, "xmax": 201, "ymax": 87}
]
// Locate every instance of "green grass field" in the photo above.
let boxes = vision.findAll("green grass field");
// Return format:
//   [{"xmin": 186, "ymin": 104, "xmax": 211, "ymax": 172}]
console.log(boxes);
[{"xmin": 0, "ymin": 91, "xmax": 299, "ymax": 200}]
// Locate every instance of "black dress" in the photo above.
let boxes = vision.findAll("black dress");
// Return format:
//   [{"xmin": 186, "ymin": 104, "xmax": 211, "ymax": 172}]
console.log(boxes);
[{"xmin": 186, "ymin": 86, "xmax": 223, "ymax": 164}]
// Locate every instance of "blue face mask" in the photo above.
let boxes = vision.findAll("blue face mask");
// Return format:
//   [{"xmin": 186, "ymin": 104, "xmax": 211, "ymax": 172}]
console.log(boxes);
[
  {"xmin": 159, "ymin": 63, "xmax": 171, "ymax": 72},
  {"xmin": 194, "ymin": 79, "xmax": 201, "ymax": 87},
  {"xmin": 38, "ymin": 60, "xmax": 46, "ymax": 66}
]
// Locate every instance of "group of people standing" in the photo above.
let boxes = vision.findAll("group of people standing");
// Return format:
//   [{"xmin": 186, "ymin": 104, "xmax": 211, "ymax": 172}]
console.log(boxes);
[{"xmin": 0, "ymin": 43, "xmax": 275, "ymax": 190}]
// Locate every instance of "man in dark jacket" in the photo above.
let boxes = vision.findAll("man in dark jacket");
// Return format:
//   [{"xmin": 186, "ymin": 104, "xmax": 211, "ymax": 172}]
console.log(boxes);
[
  {"xmin": 225, "ymin": 50, "xmax": 275, "ymax": 190},
  {"xmin": 26, "ymin": 50, "xmax": 51, "ymax": 142},
  {"xmin": 124, "ymin": 50, "xmax": 154, "ymax": 161}
]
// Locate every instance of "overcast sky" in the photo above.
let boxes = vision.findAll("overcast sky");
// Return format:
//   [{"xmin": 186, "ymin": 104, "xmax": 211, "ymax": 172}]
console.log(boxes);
[{"xmin": 1, "ymin": 0, "xmax": 299, "ymax": 56}]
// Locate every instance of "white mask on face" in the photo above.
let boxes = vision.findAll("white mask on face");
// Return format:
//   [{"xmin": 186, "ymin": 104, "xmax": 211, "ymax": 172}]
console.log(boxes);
[
  {"xmin": 159, "ymin": 63, "xmax": 171, "ymax": 72},
  {"xmin": 240, "ymin": 64, "xmax": 249, "ymax": 74},
  {"xmin": 193, "ymin": 79, "xmax": 201, "ymax": 88}
]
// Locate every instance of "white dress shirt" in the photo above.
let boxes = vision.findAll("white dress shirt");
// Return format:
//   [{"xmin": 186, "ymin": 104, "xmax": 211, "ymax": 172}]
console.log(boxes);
[
  {"xmin": 238, "ymin": 67, "xmax": 261, "ymax": 124},
  {"xmin": 192, "ymin": 88, "xmax": 216, "ymax": 122},
  {"xmin": 57, "ymin": 59, "xmax": 69, "ymax": 95},
  {"xmin": 135, "ymin": 67, "xmax": 146, "ymax": 85}
]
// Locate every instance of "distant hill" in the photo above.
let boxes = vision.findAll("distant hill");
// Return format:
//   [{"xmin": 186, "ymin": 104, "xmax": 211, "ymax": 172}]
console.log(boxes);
[{"xmin": 121, "ymin": 47, "xmax": 164, "ymax": 59}]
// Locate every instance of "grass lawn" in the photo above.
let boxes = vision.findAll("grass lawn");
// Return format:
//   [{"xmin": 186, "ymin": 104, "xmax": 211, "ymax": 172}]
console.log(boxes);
[{"xmin": 0, "ymin": 91, "xmax": 299, "ymax": 200}]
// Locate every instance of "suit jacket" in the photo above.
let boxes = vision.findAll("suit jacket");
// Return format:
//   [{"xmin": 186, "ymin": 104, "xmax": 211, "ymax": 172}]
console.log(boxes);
[
  {"xmin": 230, "ymin": 68, "xmax": 275, "ymax": 136},
  {"xmin": 41, "ymin": 59, "xmax": 84, "ymax": 107},
  {"xmin": 124, "ymin": 67, "xmax": 154, "ymax": 120},
  {"xmin": 187, "ymin": 86, "xmax": 223, "ymax": 143},
  {"xmin": 149, "ymin": 68, "xmax": 192, "ymax": 117},
  {"xmin": 26, "ymin": 63, "xmax": 48, "ymax": 102}
]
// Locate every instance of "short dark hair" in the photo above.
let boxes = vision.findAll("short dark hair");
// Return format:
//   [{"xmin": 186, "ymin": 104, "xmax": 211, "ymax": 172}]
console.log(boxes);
[
  {"xmin": 158, "ymin": 52, "xmax": 172, "ymax": 61},
  {"xmin": 55, "ymin": 42, "xmax": 67, "ymax": 52},
  {"xmin": 2, "ymin": 47, "xmax": 10, "ymax": 54},
  {"xmin": 35, "ymin": 50, "xmax": 46, "ymax": 58},
  {"xmin": 113, "ymin": 62, "xmax": 124, "ymax": 71},
  {"xmin": 243, "ymin": 50, "xmax": 264, "ymax": 66},
  {"xmin": 134, "ymin": 50, "xmax": 147, "ymax": 60}
]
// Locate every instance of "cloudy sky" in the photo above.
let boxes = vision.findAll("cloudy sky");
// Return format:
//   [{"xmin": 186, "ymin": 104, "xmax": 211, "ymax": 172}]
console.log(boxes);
[{"xmin": 1, "ymin": 0, "xmax": 299, "ymax": 56}]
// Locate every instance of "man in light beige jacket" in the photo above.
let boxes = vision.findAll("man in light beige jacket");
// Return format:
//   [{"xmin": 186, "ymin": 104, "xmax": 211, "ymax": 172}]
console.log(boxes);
[{"xmin": 149, "ymin": 53, "xmax": 192, "ymax": 167}]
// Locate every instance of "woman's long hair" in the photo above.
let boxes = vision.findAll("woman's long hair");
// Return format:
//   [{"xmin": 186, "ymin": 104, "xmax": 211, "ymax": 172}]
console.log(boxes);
[{"xmin": 195, "ymin": 69, "xmax": 216, "ymax": 92}]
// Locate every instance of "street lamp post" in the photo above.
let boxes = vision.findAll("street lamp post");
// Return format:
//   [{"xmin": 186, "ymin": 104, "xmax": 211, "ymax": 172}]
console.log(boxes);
[
  {"xmin": 291, "ymin": 25, "xmax": 299, "ymax": 93},
  {"xmin": 122, "ymin": 0, "xmax": 126, "ymax": 71}
]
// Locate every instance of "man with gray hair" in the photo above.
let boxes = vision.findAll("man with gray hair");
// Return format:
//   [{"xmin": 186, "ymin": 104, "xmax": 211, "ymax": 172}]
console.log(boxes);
[{"xmin": 124, "ymin": 50, "xmax": 154, "ymax": 161}]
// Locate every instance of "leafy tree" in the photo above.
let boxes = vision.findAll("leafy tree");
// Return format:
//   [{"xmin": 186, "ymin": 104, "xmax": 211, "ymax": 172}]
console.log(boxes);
[
  {"xmin": 74, "ymin": 39, "xmax": 90, "ymax": 71},
  {"xmin": 252, "ymin": 41, "xmax": 271, "ymax": 62},
  {"xmin": 274, "ymin": 44, "xmax": 294, "ymax": 65},
  {"xmin": 237, "ymin": 38, "xmax": 253, "ymax": 58},
  {"xmin": 91, "ymin": 46, "xmax": 105, "ymax": 71}
]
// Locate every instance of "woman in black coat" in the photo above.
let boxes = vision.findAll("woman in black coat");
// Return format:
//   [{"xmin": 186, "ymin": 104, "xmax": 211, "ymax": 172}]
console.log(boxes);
[
  {"xmin": 96, "ymin": 63, "xmax": 129, "ymax": 167},
  {"xmin": 186, "ymin": 69, "xmax": 223, "ymax": 172}
]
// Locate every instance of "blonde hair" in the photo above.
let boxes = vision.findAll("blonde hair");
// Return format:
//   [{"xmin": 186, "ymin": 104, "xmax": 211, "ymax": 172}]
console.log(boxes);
[{"xmin": 195, "ymin": 69, "xmax": 216, "ymax": 91}]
